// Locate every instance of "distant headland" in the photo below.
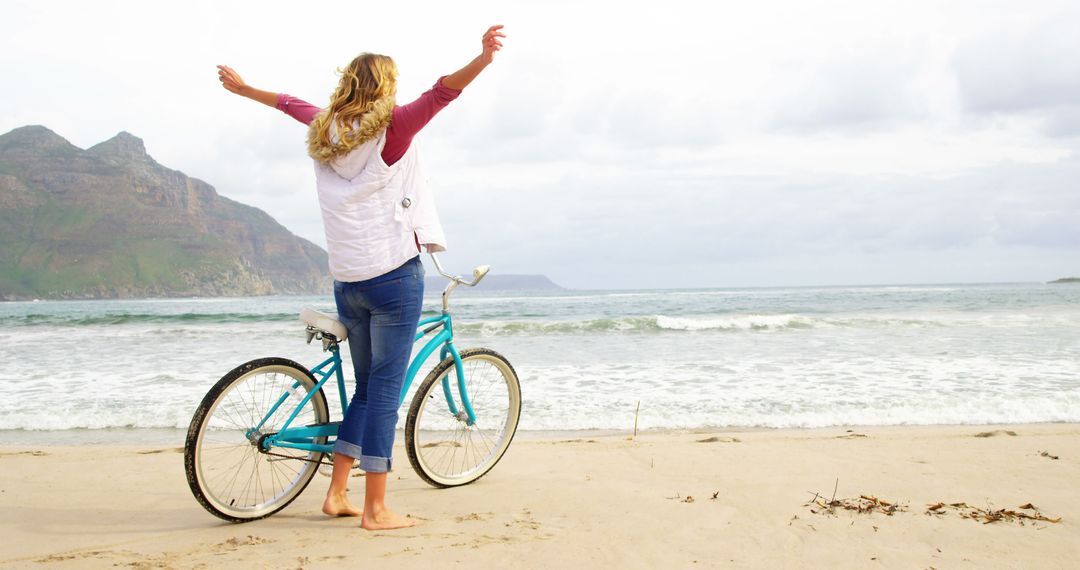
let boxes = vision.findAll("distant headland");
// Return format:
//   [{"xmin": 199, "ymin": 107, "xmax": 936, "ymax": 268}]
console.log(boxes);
[
  {"xmin": 425, "ymin": 274, "xmax": 562, "ymax": 292},
  {"xmin": 1048, "ymin": 277, "xmax": 1080, "ymax": 284}
]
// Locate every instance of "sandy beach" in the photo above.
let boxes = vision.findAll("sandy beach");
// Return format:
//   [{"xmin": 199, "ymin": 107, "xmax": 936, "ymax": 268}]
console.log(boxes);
[{"xmin": 2, "ymin": 423, "xmax": 1078, "ymax": 569}]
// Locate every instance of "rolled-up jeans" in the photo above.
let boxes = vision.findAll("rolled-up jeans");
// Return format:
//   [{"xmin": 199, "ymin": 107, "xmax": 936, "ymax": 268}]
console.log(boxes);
[{"xmin": 332, "ymin": 256, "xmax": 424, "ymax": 473}]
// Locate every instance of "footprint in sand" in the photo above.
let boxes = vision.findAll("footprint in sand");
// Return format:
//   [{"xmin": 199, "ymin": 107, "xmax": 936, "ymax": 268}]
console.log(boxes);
[
  {"xmin": 696, "ymin": 436, "xmax": 741, "ymax": 443},
  {"xmin": 974, "ymin": 430, "xmax": 1018, "ymax": 438},
  {"xmin": 211, "ymin": 535, "xmax": 274, "ymax": 553},
  {"xmin": 0, "ymin": 450, "xmax": 49, "ymax": 457},
  {"xmin": 454, "ymin": 512, "xmax": 492, "ymax": 522},
  {"xmin": 33, "ymin": 550, "xmax": 110, "ymax": 564},
  {"xmin": 135, "ymin": 447, "xmax": 184, "ymax": 455}
]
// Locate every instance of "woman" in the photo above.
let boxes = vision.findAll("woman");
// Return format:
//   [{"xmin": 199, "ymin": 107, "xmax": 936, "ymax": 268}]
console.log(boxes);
[{"xmin": 218, "ymin": 25, "xmax": 505, "ymax": 530}]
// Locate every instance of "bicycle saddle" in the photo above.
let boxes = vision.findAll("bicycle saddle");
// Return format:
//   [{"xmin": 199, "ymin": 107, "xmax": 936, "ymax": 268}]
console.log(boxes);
[{"xmin": 299, "ymin": 307, "xmax": 348, "ymax": 341}]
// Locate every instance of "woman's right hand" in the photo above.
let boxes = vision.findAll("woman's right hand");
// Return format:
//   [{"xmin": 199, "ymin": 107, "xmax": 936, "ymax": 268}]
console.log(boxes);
[
  {"xmin": 217, "ymin": 65, "xmax": 248, "ymax": 95},
  {"xmin": 481, "ymin": 25, "xmax": 505, "ymax": 65},
  {"xmin": 442, "ymin": 27, "xmax": 506, "ymax": 90}
]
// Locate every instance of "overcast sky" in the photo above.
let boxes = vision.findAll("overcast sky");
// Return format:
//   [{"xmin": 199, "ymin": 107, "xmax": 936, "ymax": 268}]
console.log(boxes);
[{"xmin": 4, "ymin": 0, "xmax": 1079, "ymax": 288}]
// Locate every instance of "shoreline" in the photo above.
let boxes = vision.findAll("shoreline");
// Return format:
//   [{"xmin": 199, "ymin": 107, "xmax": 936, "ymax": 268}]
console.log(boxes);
[
  {"xmin": 2, "ymin": 421, "xmax": 1079, "ymax": 446},
  {"xmin": 3, "ymin": 422, "xmax": 1077, "ymax": 568}
]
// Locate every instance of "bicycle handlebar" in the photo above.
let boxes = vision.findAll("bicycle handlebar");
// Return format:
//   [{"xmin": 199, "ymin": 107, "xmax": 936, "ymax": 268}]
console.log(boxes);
[
  {"xmin": 429, "ymin": 253, "xmax": 490, "ymax": 313},
  {"xmin": 429, "ymin": 253, "xmax": 490, "ymax": 288}
]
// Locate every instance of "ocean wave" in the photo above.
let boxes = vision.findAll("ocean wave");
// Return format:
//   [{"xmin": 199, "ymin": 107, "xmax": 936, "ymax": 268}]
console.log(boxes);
[
  {"xmin": 653, "ymin": 314, "xmax": 815, "ymax": 331},
  {"xmin": 6, "ymin": 310, "xmax": 824, "ymax": 333},
  {"xmin": 456, "ymin": 314, "xmax": 847, "ymax": 335},
  {"xmin": 457, "ymin": 316, "xmax": 658, "ymax": 335},
  {"xmin": 450, "ymin": 312, "xmax": 1029, "ymax": 336},
  {"xmin": 1, "ymin": 311, "xmax": 300, "ymax": 327},
  {"xmin": 5, "ymin": 307, "xmax": 1074, "ymax": 333}
]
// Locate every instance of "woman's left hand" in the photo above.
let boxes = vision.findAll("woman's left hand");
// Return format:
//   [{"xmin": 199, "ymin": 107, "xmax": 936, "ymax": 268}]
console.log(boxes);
[{"xmin": 481, "ymin": 25, "xmax": 505, "ymax": 65}]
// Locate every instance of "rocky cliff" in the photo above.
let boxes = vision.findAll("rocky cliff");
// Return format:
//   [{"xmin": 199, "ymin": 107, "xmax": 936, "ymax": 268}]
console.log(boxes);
[{"xmin": 0, "ymin": 125, "xmax": 331, "ymax": 300}]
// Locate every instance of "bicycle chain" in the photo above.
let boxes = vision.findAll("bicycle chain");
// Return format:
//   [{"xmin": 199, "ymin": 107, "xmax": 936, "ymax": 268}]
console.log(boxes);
[
  {"xmin": 263, "ymin": 450, "xmax": 335, "ymax": 467},
  {"xmin": 262, "ymin": 450, "xmax": 365, "ymax": 470}
]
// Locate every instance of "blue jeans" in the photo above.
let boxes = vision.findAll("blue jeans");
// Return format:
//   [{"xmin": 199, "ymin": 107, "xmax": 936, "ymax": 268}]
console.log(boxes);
[{"xmin": 332, "ymin": 256, "xmax": 424, "ymax": 472}]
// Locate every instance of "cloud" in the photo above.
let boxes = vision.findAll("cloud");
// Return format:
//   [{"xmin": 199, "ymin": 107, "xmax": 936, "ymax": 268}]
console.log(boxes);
[
  {"xmin": 1040, "ymin": 107, "xmax": 1080, "ymax": 139},
  {"xmin": 769, "ymin": 45, "xmax": 928, "ymax": 133},
  {"xmin": 952, "ymin": 9, "xmax": 1080, "ymax": 137},
  {"xmin": 430, "ymin": 154, "xmax": 1080, "ymax": 287},
  {"xmin": 953, "ymin": 21, "xmax": 1080, "ymax": 114},
  {"xmin": 985, "ymin": 157, "xmax": 1080, "ymax": 248}
]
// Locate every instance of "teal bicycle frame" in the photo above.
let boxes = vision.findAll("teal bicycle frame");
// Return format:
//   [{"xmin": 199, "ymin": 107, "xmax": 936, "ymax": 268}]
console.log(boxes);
[{"xmin": 248, "ymin": 312, "xmax": 475, "ymax": 455}]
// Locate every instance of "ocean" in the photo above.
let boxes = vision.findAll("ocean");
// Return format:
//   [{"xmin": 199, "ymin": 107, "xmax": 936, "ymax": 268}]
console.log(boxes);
[{"xmin": 2, "ymin": 282, "xmax": 1078, "ymax": 444}]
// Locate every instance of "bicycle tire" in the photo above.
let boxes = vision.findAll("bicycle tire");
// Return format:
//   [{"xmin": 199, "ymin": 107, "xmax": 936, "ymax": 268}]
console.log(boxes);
[
  {"xmin": 184, "ymin": 357, "xmax": 329, "ymax": 522},
  {"xmin": 404, "ymin": 348, "xmax": 521, "ymax": 488}
]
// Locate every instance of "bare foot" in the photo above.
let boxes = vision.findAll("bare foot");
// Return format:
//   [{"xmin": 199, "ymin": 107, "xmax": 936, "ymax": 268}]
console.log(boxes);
[
  {"xmin": 322, "ymin": 492, "xmax": 362, "ymax": 517},
  {"xmin": 361, "ymin": 507, "xmax": 418, "ymax": 530}
]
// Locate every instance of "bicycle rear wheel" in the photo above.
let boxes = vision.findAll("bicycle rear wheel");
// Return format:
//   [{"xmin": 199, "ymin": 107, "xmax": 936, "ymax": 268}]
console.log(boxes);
[
  {"xmin": 184, "ymin": 358, "xmax": 329, "ymax": 522},
  {"xmin": 405, "ymin": 348, "xmax": 521, "ymax": 487}
]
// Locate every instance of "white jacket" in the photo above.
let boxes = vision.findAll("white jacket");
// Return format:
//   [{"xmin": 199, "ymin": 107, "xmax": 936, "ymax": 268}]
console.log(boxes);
[{"xmin": 313, "ymin": 130, "xmax": 447, "ymax": 282}]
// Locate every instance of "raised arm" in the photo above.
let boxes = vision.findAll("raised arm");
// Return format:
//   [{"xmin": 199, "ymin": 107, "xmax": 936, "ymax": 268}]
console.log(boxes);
[
  {"xmin": 382, "ymin": 25, "xmax": 506, "ymax": 165},
  {"xmin": 217, "ymin": 65, "xmax": 322, "ymax": 125},
  {"xmin": 442, "ymin": 25, "xmax": 505, "ymax": 90}
]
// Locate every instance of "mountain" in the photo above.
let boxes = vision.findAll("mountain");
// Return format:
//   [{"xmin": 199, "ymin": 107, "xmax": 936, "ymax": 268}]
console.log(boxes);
[{"xmin": 0, "ymin": 125, "xmax": 331, "ymax": 300}]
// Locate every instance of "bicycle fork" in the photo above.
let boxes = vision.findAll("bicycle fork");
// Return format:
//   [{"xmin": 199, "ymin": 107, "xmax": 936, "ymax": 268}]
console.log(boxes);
[{"xmin": 439, "ymin": 343, "xmax": 477, "ymax": 426}]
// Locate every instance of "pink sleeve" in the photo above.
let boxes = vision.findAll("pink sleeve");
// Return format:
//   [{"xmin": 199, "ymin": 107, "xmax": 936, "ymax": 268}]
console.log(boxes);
[
  {"xmin": 382, "ymin": 77, "xmax": 462, "ymax": 165},
  {"xmin": 276, "ymin": 93, "xmax": 322, "ymax": 125}
]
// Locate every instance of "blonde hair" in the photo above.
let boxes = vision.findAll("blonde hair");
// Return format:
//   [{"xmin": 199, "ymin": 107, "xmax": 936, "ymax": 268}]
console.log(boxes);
[{"xmin": 307, "ymin": 53, "xmax": 398, "ymax": 163}]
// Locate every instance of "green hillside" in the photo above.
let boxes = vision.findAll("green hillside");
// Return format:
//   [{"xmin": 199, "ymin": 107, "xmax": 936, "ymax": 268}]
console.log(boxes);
[{"xmin": 0, "ymin": 125, "xmax": 330, "ymax": 300}]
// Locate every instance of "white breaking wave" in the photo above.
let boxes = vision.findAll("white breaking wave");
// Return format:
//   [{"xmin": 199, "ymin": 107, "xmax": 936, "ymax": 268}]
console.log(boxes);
[
  {"xmin": 653, "ymin": 314, "xmax": 814, "ymax": 331},
  {"xmin": 453, "ymin": 309, "xmax": 1080, "ymax": 336}
]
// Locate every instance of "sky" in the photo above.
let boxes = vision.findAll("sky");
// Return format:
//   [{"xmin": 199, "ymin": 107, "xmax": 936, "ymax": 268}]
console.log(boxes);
[{"xmin": 3, "ymin": 0, "xmax": 1079, "ymax": 289}]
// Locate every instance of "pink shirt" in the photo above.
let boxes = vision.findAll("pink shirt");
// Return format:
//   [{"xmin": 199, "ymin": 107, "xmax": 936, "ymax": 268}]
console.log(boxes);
[{"xmin": 276, "ymin": 77, "xmax": 461, "ymax": 166}]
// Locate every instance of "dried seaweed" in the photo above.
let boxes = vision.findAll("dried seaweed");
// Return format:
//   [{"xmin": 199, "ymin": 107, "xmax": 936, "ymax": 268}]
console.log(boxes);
[
  {"xmin": 805, "ymin": 492, "xmax": 907, "ymax": 516},
  {"xmin": 925, "ymin": 502, "xmax": 1061, "ymax": 524},
  {"xmin": 1038, "ymin": 450, "xmax": 1060, "ymax": 460},
  {"xmin": 665, "ymin": 492, "xmax": 710, "ymax": 503},
  {"xmin": 802, "ymin": 491, "xmax": 1062, "ymax": 527}
]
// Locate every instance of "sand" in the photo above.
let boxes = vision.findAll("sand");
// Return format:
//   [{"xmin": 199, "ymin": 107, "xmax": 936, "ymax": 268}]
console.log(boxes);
[{"xmin": 1, "ymin": 424, "xmax": 1078, "ymax": 569}]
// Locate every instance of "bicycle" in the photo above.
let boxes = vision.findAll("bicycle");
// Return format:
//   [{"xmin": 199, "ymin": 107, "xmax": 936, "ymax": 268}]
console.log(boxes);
[{"xmin": 183, "ymin": 254, "xmax": 522, "ymax": 523}]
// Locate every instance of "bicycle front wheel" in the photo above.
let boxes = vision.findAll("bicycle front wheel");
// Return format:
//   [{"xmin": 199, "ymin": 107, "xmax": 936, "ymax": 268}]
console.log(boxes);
[
  {"xmin": 184, "ymin": 358, "xmax": 329, "ymax": 522},
  {"xmin": 405, "ymin": 348, "xmax": 521, "ymax": 487}
]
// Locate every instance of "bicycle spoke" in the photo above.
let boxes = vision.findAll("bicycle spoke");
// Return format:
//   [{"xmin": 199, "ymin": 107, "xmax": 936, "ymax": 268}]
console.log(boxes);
[
  {"xmin": 217, "ymin": 391, "xmax": 252, "ymax": 431},
  {"xmin": 220, "ymin": 447, "xmax": 254, "ymax": 506},
  {"xmin": 206, "ymin": 447, "xmax": 253, "ymax": 491}
]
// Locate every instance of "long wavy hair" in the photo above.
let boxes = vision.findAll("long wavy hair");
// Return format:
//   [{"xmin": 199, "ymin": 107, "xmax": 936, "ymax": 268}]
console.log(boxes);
[{"xmin": 307, "ymin": 53, "xmax": 398, "ymax": 163}]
